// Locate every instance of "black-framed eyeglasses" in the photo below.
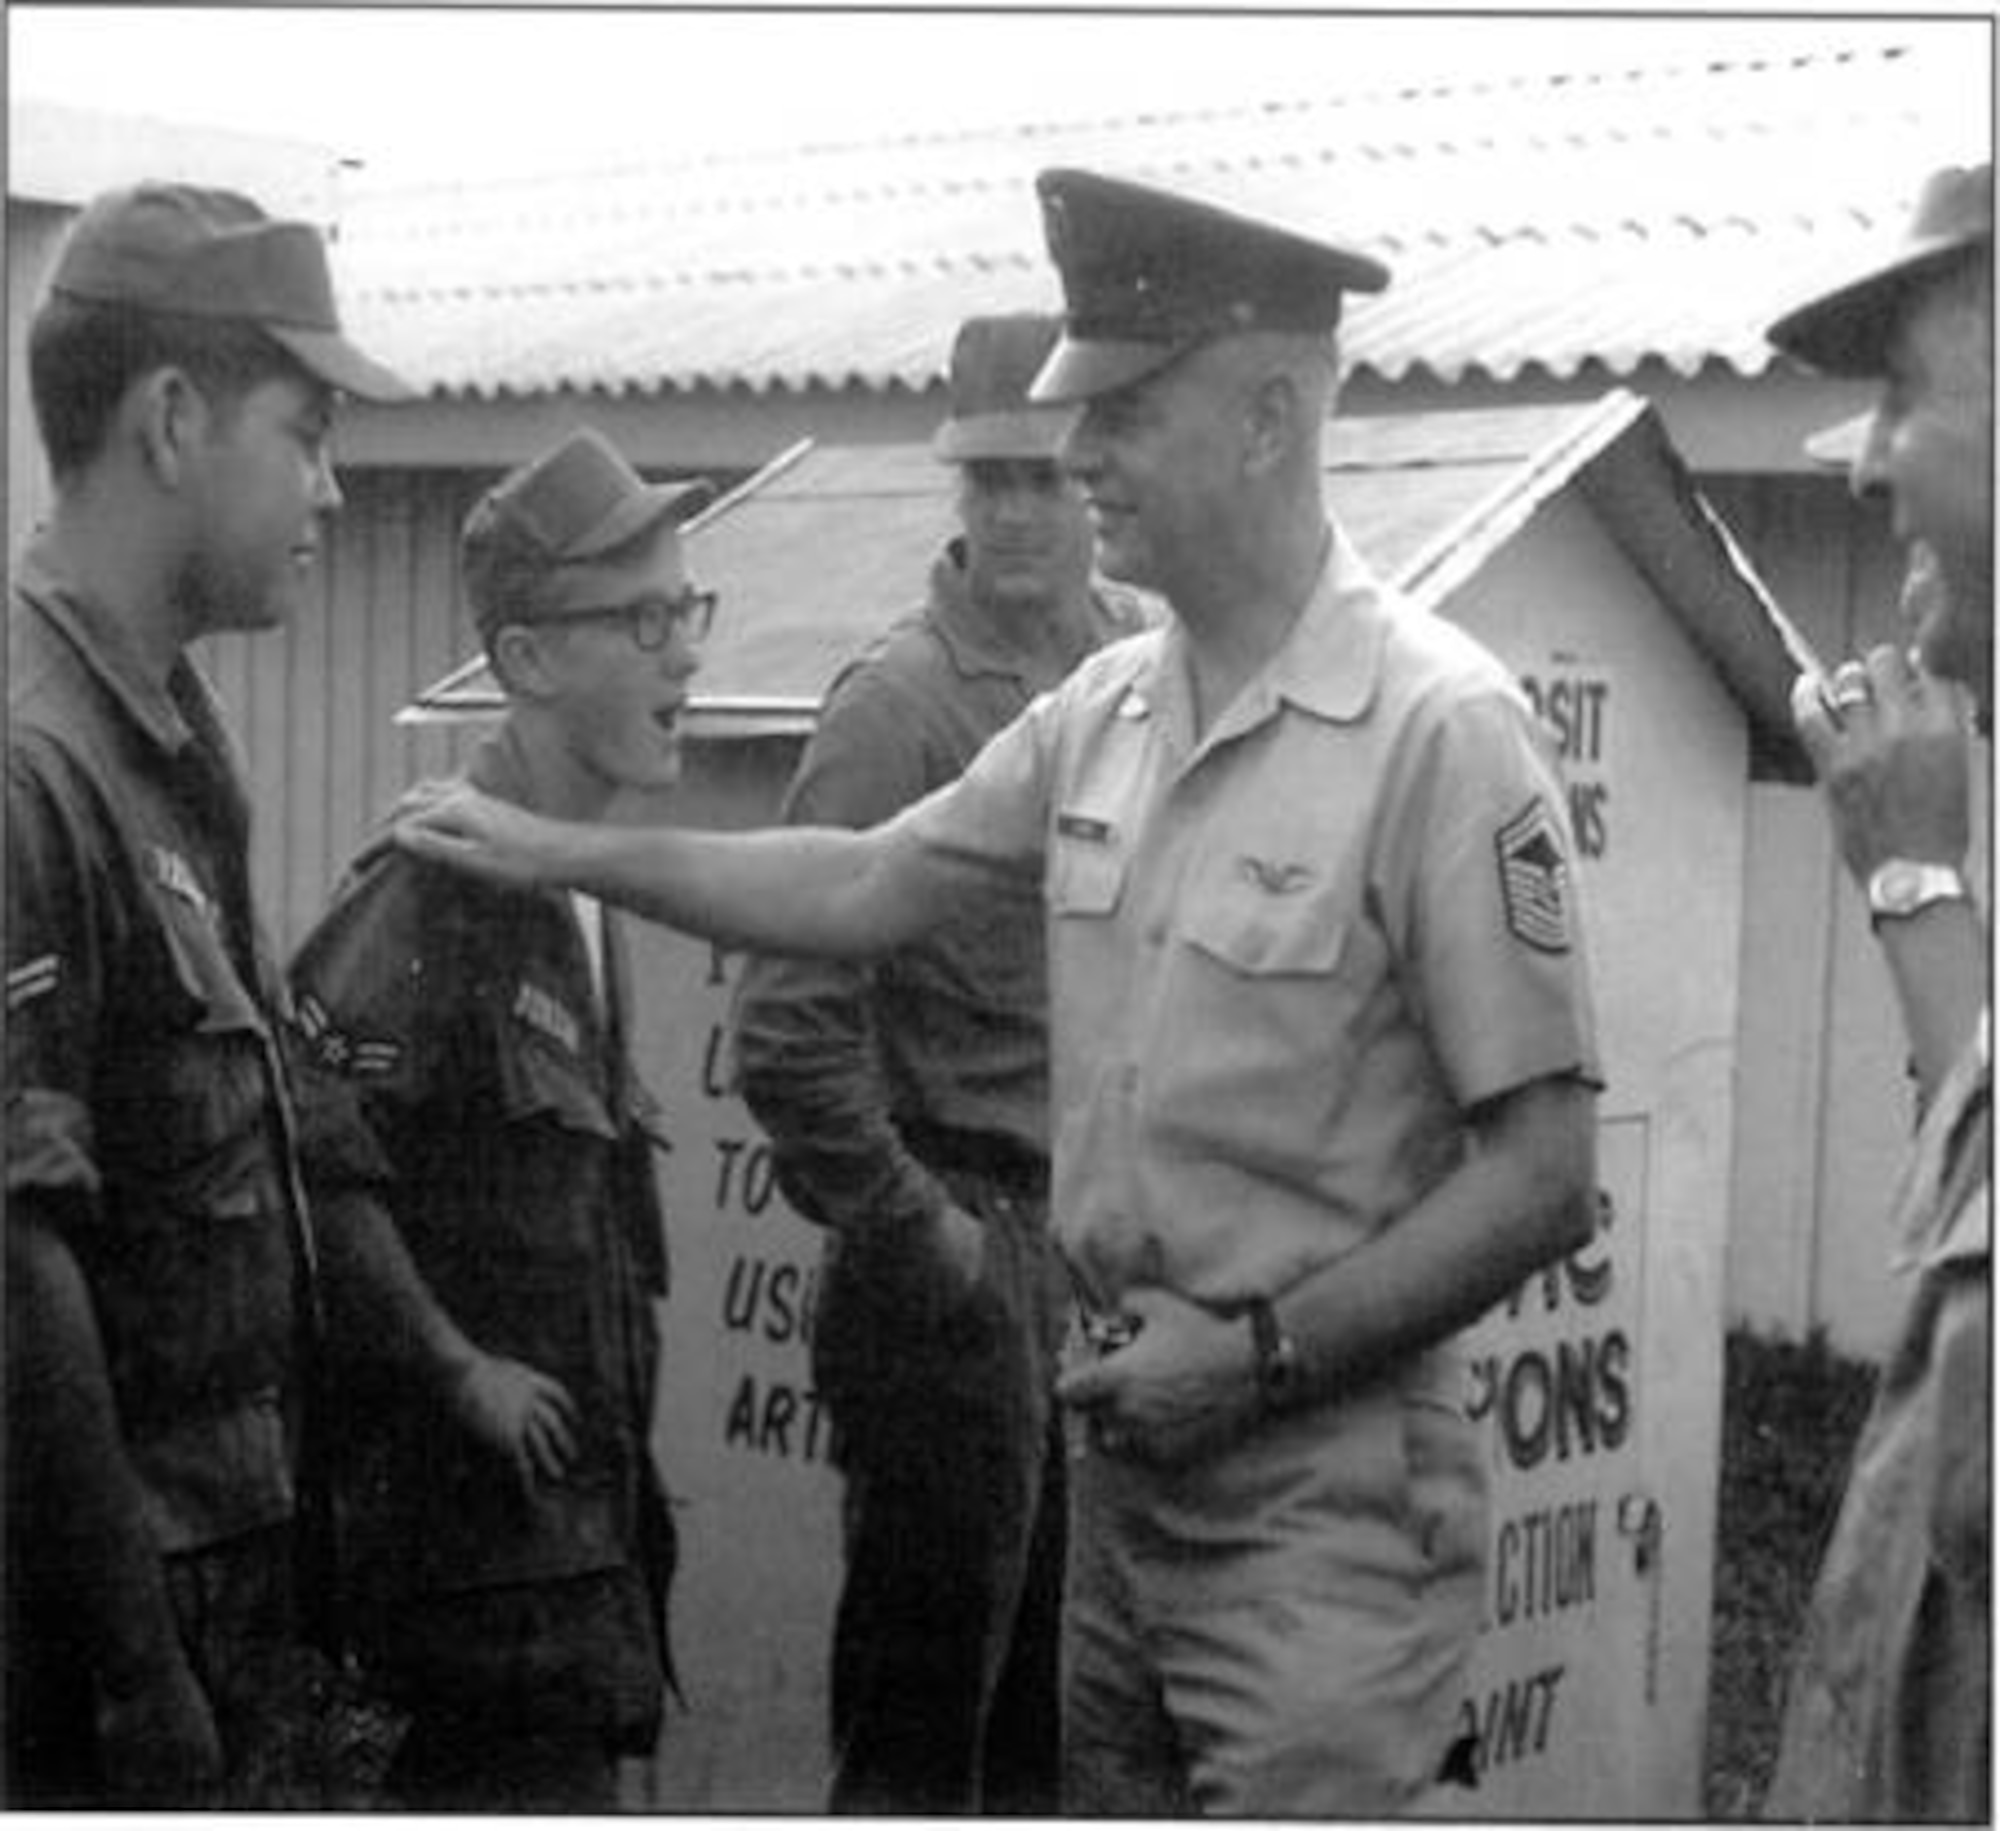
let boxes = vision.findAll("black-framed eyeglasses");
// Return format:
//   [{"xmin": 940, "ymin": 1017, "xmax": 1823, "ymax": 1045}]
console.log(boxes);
[{"xmin": 523, "ymin": 587, "xmax": 718, "ymax": 649}]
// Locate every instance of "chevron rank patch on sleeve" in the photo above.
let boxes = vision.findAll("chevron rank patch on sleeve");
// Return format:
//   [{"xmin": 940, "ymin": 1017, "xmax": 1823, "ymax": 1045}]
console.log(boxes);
[
  {"xmin": 292, "ymin": 988, "xmax": 403, "ymax": 1077},
  {"xmin": 1494, "ymin": 798, "xmax": 1573, "ymax": 955},
  {"xmin": 7, "ymin": 955, "xmax": 60, "ymax": 1013}
]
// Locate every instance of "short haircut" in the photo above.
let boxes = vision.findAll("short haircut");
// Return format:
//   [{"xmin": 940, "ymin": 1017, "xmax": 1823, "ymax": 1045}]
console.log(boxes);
[
  {"xmin": 461, "ymin": 502, "xmax": 559, "ymax": 642},
  {"xmin": 461, "ymin": 512, "xmax": 671, "ymax": 674},
  {"xmin": 28, "ymin": 295, "xmax": 307, "ymax": 479}
]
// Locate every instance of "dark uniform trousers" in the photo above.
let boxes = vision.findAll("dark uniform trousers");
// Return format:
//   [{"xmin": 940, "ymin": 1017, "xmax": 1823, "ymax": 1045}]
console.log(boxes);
[{"xmin": 813, "ymin": 1125, "xmax": 1069, "ymax": 1816}]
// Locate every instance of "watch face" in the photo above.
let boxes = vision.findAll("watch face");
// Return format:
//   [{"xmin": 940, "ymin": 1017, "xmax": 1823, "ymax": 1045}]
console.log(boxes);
[
  {"xmin": 1870, "ymin": 860, "xmax": 1964, "ymax": 917},
  {"xmin": 1880, "ymin": 862, "xmax": 1921, "ymax": 909}
]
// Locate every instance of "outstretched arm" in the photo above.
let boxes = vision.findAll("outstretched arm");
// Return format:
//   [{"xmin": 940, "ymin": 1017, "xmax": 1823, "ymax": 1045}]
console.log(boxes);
[{"xmin": 397, "ymin": 787, "xmax": 975, "ymax": 960}]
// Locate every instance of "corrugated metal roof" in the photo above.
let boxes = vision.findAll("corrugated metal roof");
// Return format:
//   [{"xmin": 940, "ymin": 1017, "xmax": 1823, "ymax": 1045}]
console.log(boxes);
[{"xmin": 340, "ymin": 34, "xmax": 1986, "ymax": 399}]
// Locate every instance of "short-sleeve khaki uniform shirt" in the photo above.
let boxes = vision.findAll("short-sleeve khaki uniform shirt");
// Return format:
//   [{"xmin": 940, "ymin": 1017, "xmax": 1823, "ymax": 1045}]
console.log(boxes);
[{"xmin": 894, "ymin": 531, "xmax": 1601, "ymax": 1313}]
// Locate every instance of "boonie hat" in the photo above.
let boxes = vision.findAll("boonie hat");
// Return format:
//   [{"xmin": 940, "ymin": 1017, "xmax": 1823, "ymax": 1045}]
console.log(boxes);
[
  {"xmin": 462, "ymin": 428, "xmax": 706, "ymax": 626},
  {"xmin": 1768, "ymin": 162, "xmax": 1992, "ymax": 378},
  {"xmin": 932, "ymin": 315, "xmax": 1071, "ymax": 463},
  {"xmin": 49, "ymin": 181, "xmax": 411, "ymax": 402},
  {"xmin": 1029, "ymin": 168, "xmax": 1391, "ymax": 404}
]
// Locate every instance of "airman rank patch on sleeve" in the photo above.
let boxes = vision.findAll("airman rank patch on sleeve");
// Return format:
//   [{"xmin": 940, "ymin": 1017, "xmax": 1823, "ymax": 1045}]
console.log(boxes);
[
  {"xmin": 1495, "ymin": 798, "xmax": 1573, "ymax": 955},
  {"xmin": 292, "ymin": 989, "xmax": 403, "ymax": 1077},
  {"xmin": 7, "ymin": 954, "xmax": 59, "ymax": 1012}
]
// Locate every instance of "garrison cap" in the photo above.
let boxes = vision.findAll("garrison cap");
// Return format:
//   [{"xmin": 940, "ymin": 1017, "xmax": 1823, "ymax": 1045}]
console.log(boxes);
[
  {"xmin": 932, "ymin": 314, "xmax": 1071, "ymax": 463},
  {"xmin": 1768, "ymin": 162, "xmax": 1992, "ymax": 378},
  {"xmin": 1029, "ymin": 168, "xmax": 1391, "ymax": 403},
  {"xmin": 49, "ymin": 181, "xmax": 411, "ymax": 402},
  {"xmin": 462, "ymin": 428, "xmax": 706, "ymax": 628}
]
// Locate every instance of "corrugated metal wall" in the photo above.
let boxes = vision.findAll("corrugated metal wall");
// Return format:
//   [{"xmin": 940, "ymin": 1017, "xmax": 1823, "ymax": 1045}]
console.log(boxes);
[{"xmin": 201, "ymin": 468, "xmax": 497, "ymax": 951}]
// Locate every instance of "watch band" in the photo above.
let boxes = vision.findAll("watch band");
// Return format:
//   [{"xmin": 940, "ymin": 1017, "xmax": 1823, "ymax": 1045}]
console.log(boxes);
[
  {"xmin": 1247, "ymin": 1296, "xmax": 1305, "ymax": 1413},
  {"xmin": 1866, "ymin": 858, "xmax": 1970, "ymax": 928}
]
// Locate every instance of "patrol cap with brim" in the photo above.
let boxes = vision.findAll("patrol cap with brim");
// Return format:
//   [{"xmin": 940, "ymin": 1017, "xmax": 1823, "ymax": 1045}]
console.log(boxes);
[
  {"xmin": 463, "ymin": 428, "xmax": 708, "ymax": 626},
  {"xmin": 49, "ymin": 181, "xmax": 412, "ymax": 403},
  {"xmin": 1768, "ymin": 162, "xmax": 1992, "ymax": 378},
  {"xmin": 1028, "ymin": 168, "xmax": 1391, "ymax": 404},
  {"xmin": 932, "ymin": 314, "xmax": 1071, "ymax": 463}
]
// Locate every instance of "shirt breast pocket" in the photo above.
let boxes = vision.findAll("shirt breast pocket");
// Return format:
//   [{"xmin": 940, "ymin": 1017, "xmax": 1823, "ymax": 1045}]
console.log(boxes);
[
  {"xmin": 153, "ymin": 887, "xmax": 267, "ymax": 1038},
  {"xmin": 496, "ymin": 1028, "xmax": 620, "ymax": 1142},
  {"xmin": 1181, "ymin": 879, "xmax": 1352, "ymax": 979},
  {"xmin": 139, "ymin": 887, "xmax": 279, "ymax": 1195},
  {"xmin": 1162, "ymin": 872, "xmax": 1389, "ymax": 1169}
]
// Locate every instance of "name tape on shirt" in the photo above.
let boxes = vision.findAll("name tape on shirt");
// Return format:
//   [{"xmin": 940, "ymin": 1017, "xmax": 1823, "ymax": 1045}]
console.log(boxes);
[
  {"xmin": 1057, "ymin": 812, "xmax": 1114, "ymax": 845},
  {"xmin": 1494, "ymin": 798, "xmax": 1573, "ymax": 955},
  {"xmin": 146, "ymin": 844, "xmax": 220, "ymax": 924},
  {"xmin": 514, "ymin": 981, "xmax": 583, "ymax": 1057}
]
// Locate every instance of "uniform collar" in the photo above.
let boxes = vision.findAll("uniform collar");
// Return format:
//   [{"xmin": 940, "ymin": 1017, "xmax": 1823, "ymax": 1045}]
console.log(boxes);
[
  {"xmin": 15, "ymin": 536, "xmax": 207, "ymax": 760},
  {"xmin": 1263, "ymin": 526, "xmax": 1390, "ymax": 726},
  {"xmin": 1141, "ymin": 524, "xmax": 1389, "ymax": 740},
  {"xmin": 466, "ymin": 720, "xmax": 539, "ymax": 808}
]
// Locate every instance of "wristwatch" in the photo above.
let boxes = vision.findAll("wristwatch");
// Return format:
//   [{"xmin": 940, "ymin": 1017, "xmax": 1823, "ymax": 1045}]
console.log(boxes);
[
  {"xmin": 1247, "ymin": 1297, "xmax": 1306, "ymax": 1413},
  {"xmin": 1866, "ymin": 859, "xmax": 1970, "ymax": 928}
]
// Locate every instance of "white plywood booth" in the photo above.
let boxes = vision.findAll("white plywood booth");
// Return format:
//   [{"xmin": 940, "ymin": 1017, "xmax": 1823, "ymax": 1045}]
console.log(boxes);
[{"xmin": 406, "ymin": 392, "xmax": 1808, "ymax": 1816}]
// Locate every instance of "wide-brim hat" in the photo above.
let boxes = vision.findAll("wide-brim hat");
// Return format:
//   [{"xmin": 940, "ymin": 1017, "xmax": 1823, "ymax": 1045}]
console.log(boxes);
[
  {"xmin": 50, "ymin": 181, "xmax": 412, "ymax": 403},
  {"xmin": 1029, "ymin": 167, "xmax": 1390, "ymax": 404},
  {"xmin": 1768, "ymin": 163, "xmax": 1992, "ymax": 378},
  {"xmin": 932, "ymin": 314, "xmax": 1072, "ymax": 462}
]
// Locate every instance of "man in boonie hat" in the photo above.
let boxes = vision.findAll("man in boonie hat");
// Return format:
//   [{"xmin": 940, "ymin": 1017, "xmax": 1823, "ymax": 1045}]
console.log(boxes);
[
  {"xmin": 1016, "ymin": 165, "xmax": 1604, "ymax": 1819},
  {"xmin": 287, "ymin": 427, "xmax": 708, "ymax": 1807},
  {"xmin": 1764, "ymin": 161, "xmax": 1992, "ymax": 1826},
  {"xmin": 1776, "ymin": 162, "xmax": 1992, "ymax": 703},
  {"xmin": 6, "ymin": 182, "xmax": 407, "ymax": 1805},
  {"xmin": 390, "ymin": 175, "xmax": 1600, "ymax": 1816},
  {"xmin": 734, "ymin": 315, "xmax": 1147, "ymax": 1813}
]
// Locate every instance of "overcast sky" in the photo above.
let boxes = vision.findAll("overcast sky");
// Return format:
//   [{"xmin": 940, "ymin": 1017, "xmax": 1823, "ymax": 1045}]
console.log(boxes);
[{"xmin": 12, "ymin": 6, "xmax": 1985, "ymax": 185}]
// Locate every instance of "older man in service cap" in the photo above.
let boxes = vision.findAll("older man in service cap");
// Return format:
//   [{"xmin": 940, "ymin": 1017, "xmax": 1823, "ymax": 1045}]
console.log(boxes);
[
  {"xmin": 392, "ymin": 170, "xmax": 1602, "ymax": 1817},
  {"xmin": 1017, "ymin": 167, "xmax": 1603, "ymax": 1816},
  {"xmin": 288, "ymin": 428, "xmax": 706, "ymax": 1809},
  {"xmin": 1763, "ymin": 162, "xmax": 1991, "ymax": 1825},
  {"xmin": 7, "ymin": 182, "xmax": 406, "ymax": 1805},
  {"xmin": 734, "ymin": 314, "xmax": 1146, "ymax": 1814}
]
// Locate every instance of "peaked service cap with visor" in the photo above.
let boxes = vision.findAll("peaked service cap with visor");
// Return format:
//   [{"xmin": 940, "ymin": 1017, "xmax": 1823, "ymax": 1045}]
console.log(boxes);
[
  {"xmin": 1028, "ymin": 168, "xmax": 1391, "ymax": 404},
  {"xmin": 48, "ymin": 181, "xmax": 411, "ymax": 402},
  {"xmin": 1768, "ymin": 162, "xmax": 1992, "ymax": 379}
]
